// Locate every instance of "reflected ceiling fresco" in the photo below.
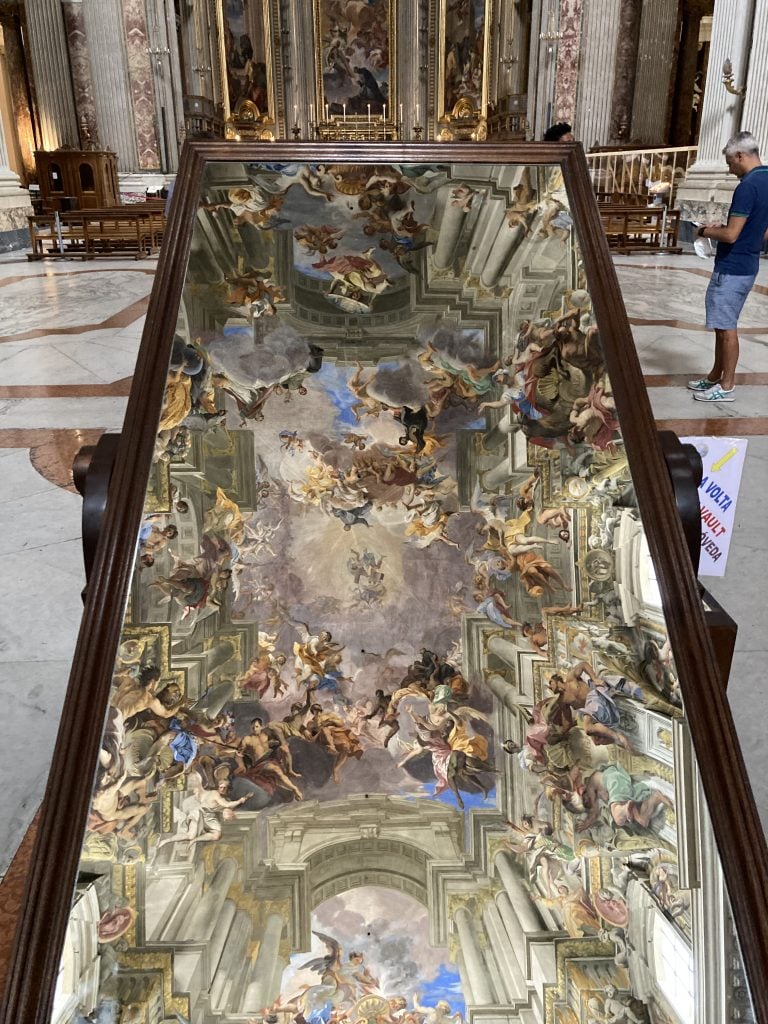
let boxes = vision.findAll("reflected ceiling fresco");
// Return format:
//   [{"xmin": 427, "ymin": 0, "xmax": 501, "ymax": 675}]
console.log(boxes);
[{"xmin": 54, "ymin": 158, "xmax": 753, "ymax": 1024}]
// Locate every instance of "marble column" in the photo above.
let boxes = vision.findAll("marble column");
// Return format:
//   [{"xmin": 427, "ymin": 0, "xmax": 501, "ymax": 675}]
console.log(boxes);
[
  {"xmin": 573, "ymin": 0, "xmax": 622, "ymax": 148},
  {"xmin": 630, "ymin": 0, "xmax": 678, "ymax": 145},
  {"xmin": 82, "ymin": 0, "xmax": 140, "ymax": 171},
  {"xmin": 495, "ymin": 851, "xmax": 543, "ymax": 934},
  {"xmin": 677, "ymin": 0, "xmax": 757, "ymax": 219},
  {"xmin": 741, "ymin": 8, "xmax": 768, "ymax": 146},
  {"xmin": 146, "ymin": 0, "xmax": 184, "ymax": 172},
  {"xmin": 608, "ymin": 0, "xmax": 643, "ymax": 144},
  {"xmin": 0, "ymin": 51, "xmax": 32, "ymax": 249},
  {"xmin": 453, "ymin": 907, "xmax": 495, "ymax": 1006},
  {"xmin": 495, "ymin": 892, "xmax": 530, "ymax": 976},
  {"xmin": 480, "ymin": 457, "xmax": 516, "ymax": 490},
  {"xmin": 482, "ymin": 901, "xmax": 527, "ymax": 999},
  {"xmin": 23, "ymin": 0, "xmax": 79, "ymax": 149},
  {"xmin": 241, "ymin": 912, "xmax": 285, "ymax": 1012}
]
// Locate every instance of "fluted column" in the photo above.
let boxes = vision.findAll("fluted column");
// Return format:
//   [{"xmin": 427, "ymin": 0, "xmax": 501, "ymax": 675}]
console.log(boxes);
[
  {"xmin": 482, "ymin": 902, "xmax": 527, "ymax": 999},
  {"xmin": 495, "ymin": 851, "xmax": 543, "ymax": 934},
  {"xmin": 740, "ymin": 8, "xmax": 768, "ymax": 145},
  {"xmin": 241, "ymin": 913, "xmax": 285, "ymax": 1011},
  {"xmin": 453, "ymin": 907, "xmax": 495, "ymax": 1006},
  {"xmin": 691, "ymin": 0, "xmax": 755, "ymax": 169},
  {"xmin": 677, "ymin": 0, "xmax": 757, "ymax": 221},
  {"xmin": 573, "ymin": 0, "xmax": 621, "ymax": 148},
  {"xmin": 82, "ymin": 0, "xmax": 140, "ymax": 171},
  {"xmin": 608, "ymin": 0, "xmax": 642, "ymax": 144},
  {"xmin": 24, "ymin": 0, "xmax": 79, "ymax": 149},
  {"xmin": 630, "ymin": 0, "xmax": 678, "ymax": 145}
]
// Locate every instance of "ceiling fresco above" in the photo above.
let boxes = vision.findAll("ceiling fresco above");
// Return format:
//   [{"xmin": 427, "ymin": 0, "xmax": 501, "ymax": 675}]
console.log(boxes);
[{"xmin": 52, "ymin": 157, "xmax": 755, "ymax": 1024}]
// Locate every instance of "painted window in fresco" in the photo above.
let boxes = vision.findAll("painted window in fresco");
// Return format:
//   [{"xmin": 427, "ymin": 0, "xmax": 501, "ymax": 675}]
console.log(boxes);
[
  {"xmin": 52, "ymin": 158, "xmax": 756, "ymax": 1024},
  {"xmin": 444, "ymin": 0, "xmax": 485, "ymax": 112},
  {"xmin": 317, "ymin": 0, "xmax": 390, "ymax": 115},
  {"xmin": 224, "ymin": 0, "xmax": 269, "ymax": 117}
]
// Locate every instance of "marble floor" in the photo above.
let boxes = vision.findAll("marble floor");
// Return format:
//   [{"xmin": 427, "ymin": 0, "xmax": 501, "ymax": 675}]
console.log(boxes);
[{"xmin": 1, "ymin": 248, "xmax": 767, "ymax": 880}]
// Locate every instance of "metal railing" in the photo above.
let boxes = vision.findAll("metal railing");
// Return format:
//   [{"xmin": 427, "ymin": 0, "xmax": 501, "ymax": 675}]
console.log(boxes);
[{"xmin": 586, "ymin": 145, "xmax": 697, "ymax": 206}]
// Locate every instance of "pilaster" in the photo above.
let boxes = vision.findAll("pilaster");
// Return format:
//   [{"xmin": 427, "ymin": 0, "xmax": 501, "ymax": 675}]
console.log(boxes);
[{"xmin": 553, "ymin": 0, "xmax": 583, "ymax": 128}]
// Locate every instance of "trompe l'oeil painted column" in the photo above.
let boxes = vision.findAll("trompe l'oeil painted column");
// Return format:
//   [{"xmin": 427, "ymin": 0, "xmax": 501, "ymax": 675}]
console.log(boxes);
[
  {"xmin": 453, "ymin": 906, "xmax": 495, "ymax": 1006},
  {"xmin": 24, "ymin": 0, "xmax": 79, "ymax": 150}
]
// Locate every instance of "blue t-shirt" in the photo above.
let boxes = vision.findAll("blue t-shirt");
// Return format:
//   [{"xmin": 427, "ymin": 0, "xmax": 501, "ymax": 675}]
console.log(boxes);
[{"xmin": 714, "ymin": 165, "xmax": 768, "ymax": 275}]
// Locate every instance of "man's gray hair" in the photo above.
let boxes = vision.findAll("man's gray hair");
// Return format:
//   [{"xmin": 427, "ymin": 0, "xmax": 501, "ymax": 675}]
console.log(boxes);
[{"xmin": 723, "ymin": 131, "xmax": 760, "ymax": 158}]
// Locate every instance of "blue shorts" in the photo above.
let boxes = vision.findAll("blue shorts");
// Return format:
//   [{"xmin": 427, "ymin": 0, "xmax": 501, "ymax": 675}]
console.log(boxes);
[{"xmin": 705, "ymin": 270, "xmax": 756, "ymax": 330}]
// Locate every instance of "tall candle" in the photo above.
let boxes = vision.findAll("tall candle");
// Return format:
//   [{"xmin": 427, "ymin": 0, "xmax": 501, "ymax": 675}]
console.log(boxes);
[
  {"xmin": 310, "ymin": 102, "xmax": 315, "ymax": 122},
  {"xmin": 325, "ymin": 103, "xmax": 329, "ymax": 120},
  {"xmin": 293, "ymin": 104, "xmax": 298, "ymax": 123},
  {"xmin": 367, "ymin": 104, "xmax": 371, "ymax": 123},
  {"xmin": 343, "ymin": 103, "xmax": 347, "ymax": 121},
  {"xmin": 399, "ymin": 103, "xmax": 403, "ymax": 122},
  {"xmin": 415, "ymin": 102, "xmax": 420, "ymax": 123},
  {"xmin": 383, "ymin": 103, "xmax": 387, "ymax": 122}
]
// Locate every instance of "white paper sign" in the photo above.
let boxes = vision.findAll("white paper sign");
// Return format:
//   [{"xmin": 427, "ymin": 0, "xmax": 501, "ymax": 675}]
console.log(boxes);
[{"xmin": 680, "ymin": 436, "xmax": 748, "ymax": 577}]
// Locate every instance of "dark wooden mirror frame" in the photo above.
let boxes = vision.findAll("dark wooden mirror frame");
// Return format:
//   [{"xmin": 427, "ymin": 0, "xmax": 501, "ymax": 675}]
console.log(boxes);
[{"xmin": 3, "ymin": 140, "xmax": 768, "ymax": 1024}]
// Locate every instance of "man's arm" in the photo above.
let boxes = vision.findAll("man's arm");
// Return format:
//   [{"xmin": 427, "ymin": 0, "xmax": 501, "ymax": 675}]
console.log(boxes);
[{"xmin": 698, "ymin": 214, "xmax": 747, "ymax": 244}]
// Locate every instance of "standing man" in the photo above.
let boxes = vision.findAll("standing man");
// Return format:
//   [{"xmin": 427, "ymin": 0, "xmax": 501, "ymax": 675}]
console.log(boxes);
[{"xmin": 688, "ymin": 131, "xmax": 768, "ymax": 403}]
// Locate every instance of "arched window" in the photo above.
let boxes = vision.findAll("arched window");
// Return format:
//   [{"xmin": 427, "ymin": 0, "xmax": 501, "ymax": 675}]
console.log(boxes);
[{"xmin": 79, "ymin": 162, "xmax": 95, "ymax": 192}]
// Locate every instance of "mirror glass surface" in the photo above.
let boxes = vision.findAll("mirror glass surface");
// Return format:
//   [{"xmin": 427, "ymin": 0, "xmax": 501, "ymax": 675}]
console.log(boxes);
[{"xmin": 51, "ymin": 157, "xmax": 755, "ymax": 1024}]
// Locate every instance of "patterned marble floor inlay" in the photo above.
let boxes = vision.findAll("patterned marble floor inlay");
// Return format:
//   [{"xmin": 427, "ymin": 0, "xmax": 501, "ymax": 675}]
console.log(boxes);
[
  {"xmin": 0, "ymin": 428, "xmax": 105, "ymax": 491},
  {"xmin": 0, "ymin": 378, "xmax": 133, "ymax": 399},
  {"xmin": 0, "ymin": 294, "xmax": 150, "ymax": 344}
]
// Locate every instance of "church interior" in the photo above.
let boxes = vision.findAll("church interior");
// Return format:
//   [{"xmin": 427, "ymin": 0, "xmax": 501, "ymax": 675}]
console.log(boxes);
[{"xmin": 2, "ymin": 3, "xmax": 768, "ymax": 1024}]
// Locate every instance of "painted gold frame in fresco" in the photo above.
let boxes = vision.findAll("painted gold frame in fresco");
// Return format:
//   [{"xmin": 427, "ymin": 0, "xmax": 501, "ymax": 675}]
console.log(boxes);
[
  {"xmin": 2, "ymin": 141, "xmax": 768, "ymax": 1024},
  {"xmin": 436, "ymin": 0, "xmax": 495, "ymax": 138},
  {"xmin": 215, "ymin": 0, "xmax": 278, "ymax": 138},
  {"xmin": 312, "ymin": 0, "xmax": 397, "ymax": 133}
]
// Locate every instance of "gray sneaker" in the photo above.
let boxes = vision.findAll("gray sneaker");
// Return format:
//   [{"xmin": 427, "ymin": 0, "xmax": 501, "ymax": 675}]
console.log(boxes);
[
  {"xmin": 687, "ymin": 376, "xmax": 721, "ymax": 392},
  {"xmin": 693, "ymin": 385, "xmax": 735, "ymax": 403}
]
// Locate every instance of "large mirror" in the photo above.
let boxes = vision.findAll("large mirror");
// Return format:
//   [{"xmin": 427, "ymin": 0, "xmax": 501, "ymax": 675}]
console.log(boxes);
[{"xmin": 6, "ymin": 145, "xmax": 767, "ymax": 1024}]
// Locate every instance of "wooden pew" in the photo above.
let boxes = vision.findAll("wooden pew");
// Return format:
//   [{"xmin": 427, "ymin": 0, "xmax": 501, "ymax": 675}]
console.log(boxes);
[
  {"xmin": 27, "ymin": 203, "xmax": 166, "ymax": 260},
  {"xmin": 599, "ymin": 204, "xmax": 681, "ymax": 253}
]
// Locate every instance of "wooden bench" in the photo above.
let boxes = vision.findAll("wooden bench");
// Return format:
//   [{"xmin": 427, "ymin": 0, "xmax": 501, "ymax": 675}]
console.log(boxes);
[
  {"xmin": 599, "ymin": 205, "xmax": 681, "ymax": 254},
  {"xmin": 27, "ymin": 204, "xmax": 166, "ymax": 260}
]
